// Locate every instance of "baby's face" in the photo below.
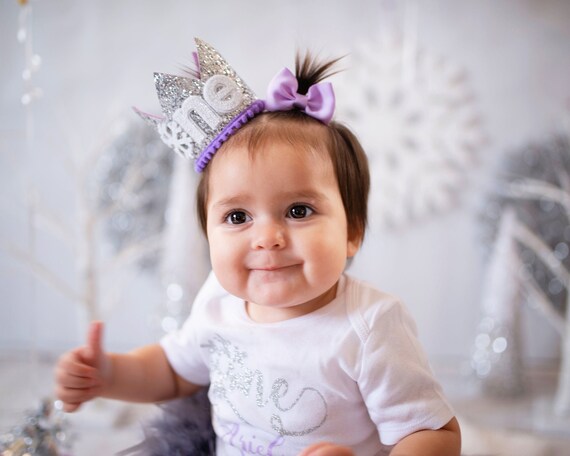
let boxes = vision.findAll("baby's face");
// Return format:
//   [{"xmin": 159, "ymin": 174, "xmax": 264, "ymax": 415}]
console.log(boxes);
[{"xmin": 205, "ymin": 142, "xmax": 359, "ymax": 323}]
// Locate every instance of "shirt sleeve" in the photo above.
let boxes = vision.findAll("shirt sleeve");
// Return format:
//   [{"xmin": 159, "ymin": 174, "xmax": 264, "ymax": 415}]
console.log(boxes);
[{"xmin": 356, "ymin": 299, "xmax": 455, "ymax": 446}]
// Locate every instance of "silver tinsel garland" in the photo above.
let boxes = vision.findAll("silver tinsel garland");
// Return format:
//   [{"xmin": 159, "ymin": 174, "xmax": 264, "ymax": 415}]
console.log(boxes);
[{"xmin": 0, "ymin": 399, "xmax": 72, "ymax": 456}]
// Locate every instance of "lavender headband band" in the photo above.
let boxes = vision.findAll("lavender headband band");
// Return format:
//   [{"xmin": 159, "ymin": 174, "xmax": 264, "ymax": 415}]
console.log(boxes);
[{"xmin": 135, "ymin": 38, "xmax": 336, "ymax": 172}]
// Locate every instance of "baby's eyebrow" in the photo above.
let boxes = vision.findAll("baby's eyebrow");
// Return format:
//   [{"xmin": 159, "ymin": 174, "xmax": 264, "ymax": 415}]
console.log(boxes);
[
  {"xmin": 282, "ymin": 189, "xmax": 329, "ymax": 202},
  {"xmin": 211, "ymin": 195, "xmax": 248, "ymax": 210},
  {"xmin": 210, "ymin": 189, "xmax": 329, "ymax": 211}
]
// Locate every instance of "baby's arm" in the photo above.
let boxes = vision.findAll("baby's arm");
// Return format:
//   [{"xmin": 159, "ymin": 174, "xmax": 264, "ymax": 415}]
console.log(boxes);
[
  {"xmin": 389, "ymin": 417, "xmax": 461, "ymax": 456},
  {"xmin": 298, "ymin": 417, "xmax": 460, "ymax": 456},
  {"xmin": 55, "ymin": 321, "xmax": 201, "ymax": 412}
]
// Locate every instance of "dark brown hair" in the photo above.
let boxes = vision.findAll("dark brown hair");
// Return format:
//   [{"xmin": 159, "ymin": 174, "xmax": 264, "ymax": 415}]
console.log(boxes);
[{"xmin": 196, "ymin": 53, "xmax": 370, "ymax": 243}]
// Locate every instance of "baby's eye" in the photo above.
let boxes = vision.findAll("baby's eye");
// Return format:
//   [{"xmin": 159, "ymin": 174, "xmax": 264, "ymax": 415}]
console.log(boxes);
[
  {"xmin": 225, "ymin": 211, "xmax": 251, "ymax": 225},
  {"xmin": 288, "ymin": 205, "xmax": 313, "ymax": 219}
]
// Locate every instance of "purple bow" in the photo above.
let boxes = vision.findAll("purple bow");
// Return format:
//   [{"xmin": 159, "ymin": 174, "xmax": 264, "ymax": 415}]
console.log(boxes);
[{"xmin": 265, "ymin": 67, "xmax": 335, "ymax": 124}]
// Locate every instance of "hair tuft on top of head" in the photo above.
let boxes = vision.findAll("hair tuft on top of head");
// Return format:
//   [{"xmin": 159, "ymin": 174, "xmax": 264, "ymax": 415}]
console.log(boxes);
[{"xmin": 295, "ymin": 52, "xmax": 344, "ymax": 96}]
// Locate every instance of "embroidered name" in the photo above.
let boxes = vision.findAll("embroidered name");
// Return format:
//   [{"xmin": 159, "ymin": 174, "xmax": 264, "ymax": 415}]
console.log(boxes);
[{"xmin": 220, "ymin": 422, "xmax": 285, "ymax": 456}]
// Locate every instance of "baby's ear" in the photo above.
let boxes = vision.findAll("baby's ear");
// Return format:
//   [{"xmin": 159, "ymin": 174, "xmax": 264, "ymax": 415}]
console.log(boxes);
[{"xmin": 346, "ymin": 235, "xmax": 361, "ymax": 258}]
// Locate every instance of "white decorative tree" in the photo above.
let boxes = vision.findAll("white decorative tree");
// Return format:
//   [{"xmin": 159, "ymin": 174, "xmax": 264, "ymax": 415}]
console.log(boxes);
[
  {"xmin": 472, "ymin": 207, "xmax": 525, "ymax": 397},
  {"xmin": 477, "ymin": 131, "xmax": 570, "ymax": 423},
  {"xmin": 158, "ymin": 156, "xmax": 210, "ymax": 334},
  {"xmin": 505, "ymin": 172, "xmax": 570, "ymax": 417},
  {"xmin": 5, "ymin": 120, "xmax": 172, "ymax": 324}
]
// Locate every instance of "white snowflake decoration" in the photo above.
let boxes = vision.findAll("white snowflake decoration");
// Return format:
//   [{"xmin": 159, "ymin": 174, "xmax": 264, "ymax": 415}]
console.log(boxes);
[
  {"xmin": 158, "ymin": 121, "xmax": 196, "ymax": 159},
  {"xmin": 336, "ymin": 34, "xmax": 485, "ymax": 230}
]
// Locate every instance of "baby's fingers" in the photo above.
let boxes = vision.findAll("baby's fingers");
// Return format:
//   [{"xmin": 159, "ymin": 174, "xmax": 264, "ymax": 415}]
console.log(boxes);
[
  {"xmin": 54, "ymin": 341, "xmax": 106, "ymax": 413},
  {"xmin": 55, "ymin": 384, "xmax": 101, "ymax": 409},
  {"xmin": 56, "ymin": 349, "xmax": 101, "ymax": 382},
  {"xmin": 299, "ymin": 443, "xmax": 354, "ymax": 456},
  {"xmin": 55, "ymin": 368, "xmax": 101, "ymax": 389}
]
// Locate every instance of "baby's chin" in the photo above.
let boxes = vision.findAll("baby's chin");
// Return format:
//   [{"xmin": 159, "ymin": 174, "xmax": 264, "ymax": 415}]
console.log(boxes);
[{"xmin": 249, "ymin": 287, "xmax": 338, "ymax": 314}]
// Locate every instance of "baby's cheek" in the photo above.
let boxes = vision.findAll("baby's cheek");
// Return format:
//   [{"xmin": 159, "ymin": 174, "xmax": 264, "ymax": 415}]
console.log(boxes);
[{"xmin": 213, "ymin": 262, "xmax": 247, "ymax": 297}]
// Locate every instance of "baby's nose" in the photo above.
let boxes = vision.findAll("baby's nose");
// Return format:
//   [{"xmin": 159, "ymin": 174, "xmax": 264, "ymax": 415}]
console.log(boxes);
[{"xmin": 252, "ymin": 220, "xmax": 286, "ymax": 250}]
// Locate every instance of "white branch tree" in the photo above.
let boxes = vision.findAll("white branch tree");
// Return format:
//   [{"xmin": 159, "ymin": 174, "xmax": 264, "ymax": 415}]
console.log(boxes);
[
  {"xmin": 4, "ymin": 123, "xmax": 164, "ymax": 324},
  {"xmin": 504, "ymin": 179, "xmax": 570, "ymax": 416}
]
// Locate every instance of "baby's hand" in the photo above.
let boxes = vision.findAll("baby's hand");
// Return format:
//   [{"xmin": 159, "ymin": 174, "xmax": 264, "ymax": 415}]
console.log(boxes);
[
  {"xmin": 299, "ymin": 442, "xmax": 354, "ymax": 456},
  {"xmin": 54, "ymin": 321, "xmax": 109, "ymax": 412}
]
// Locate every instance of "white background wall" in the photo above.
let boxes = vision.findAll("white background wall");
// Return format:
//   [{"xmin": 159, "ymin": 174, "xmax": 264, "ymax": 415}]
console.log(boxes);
[{"xmin": 1, "ymin": 0, "xmax": 569, "ymax": 367}]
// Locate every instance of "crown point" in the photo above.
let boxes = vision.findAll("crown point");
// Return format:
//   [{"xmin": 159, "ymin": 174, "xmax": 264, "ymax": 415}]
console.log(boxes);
[{"xmin": 138, "ymin": 38, "xmax": 262, "ymax": 172}]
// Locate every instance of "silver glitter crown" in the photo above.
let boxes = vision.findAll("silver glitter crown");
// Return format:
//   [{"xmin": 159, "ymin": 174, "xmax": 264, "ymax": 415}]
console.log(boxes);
[{"xmin": 135, "ymin": 38, "xmax": 264, "ymax": 172}]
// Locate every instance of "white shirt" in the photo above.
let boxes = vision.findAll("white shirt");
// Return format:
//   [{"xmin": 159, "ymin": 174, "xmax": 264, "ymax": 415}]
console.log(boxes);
[{"xmin": 161, "ymin": 272, "xmax": 454, "ymax": 456}]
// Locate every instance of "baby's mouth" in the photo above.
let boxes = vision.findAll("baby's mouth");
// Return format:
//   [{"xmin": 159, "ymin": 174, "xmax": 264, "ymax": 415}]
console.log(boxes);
[{"xmin": 250, "ymin": 264, "xmax": 299, "ymax": 272}]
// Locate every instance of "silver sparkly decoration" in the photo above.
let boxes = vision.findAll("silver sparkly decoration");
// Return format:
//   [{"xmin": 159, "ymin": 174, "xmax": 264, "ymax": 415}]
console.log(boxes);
[
  {"xmin": 91, "ymin": 121, "xmax": 173, "ymax": 272},
  {"xmin": 136, "ymin": 38, "xmax": 259, "ymax": 161},
  {"xmin": 0, "ymin": 399, "xmax": 72, "ymax": 456}
]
